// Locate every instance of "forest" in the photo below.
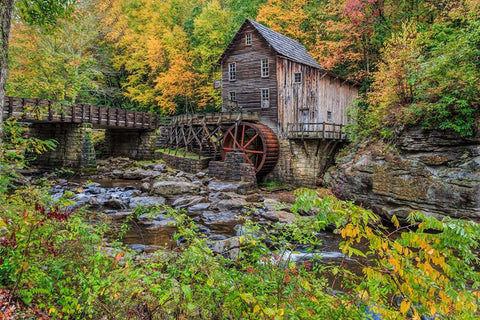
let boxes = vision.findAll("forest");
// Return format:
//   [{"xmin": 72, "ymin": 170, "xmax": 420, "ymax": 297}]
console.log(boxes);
[
  {"xmin": 6, "ymin": 0, "xmax": 480, "ymax": 136},
  {"xmin": 1, "ymin": 0, "xmax": 480, "ymax": 319}
]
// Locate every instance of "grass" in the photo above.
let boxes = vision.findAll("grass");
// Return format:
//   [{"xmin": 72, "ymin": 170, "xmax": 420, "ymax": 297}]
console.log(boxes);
[{"xmin": 155, "ymin": 148, "xmax": 207, "ymax": 159}]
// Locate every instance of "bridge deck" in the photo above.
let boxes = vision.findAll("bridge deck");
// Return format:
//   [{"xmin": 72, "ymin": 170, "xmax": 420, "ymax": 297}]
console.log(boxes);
[{"xmin": 2, "ymin": 96, "xmax": 158, "ymax": 130}]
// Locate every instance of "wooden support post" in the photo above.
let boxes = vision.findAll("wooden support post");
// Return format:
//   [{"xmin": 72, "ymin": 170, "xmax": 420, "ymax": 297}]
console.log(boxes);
[
  {"xmin": 89, "ymin": 105, "xmax": 93, "ymax": 123},
  {"xmin": 315, "ymin": 139, "xmax": 322, "ymax": 157},
  {"xmin": 72, "ymin": 104, "xmax": 76, "ymax": 123},
  {"xmin": 8, "ymin": 96, "xmax": 13, "ymax": 118},
  {"xmin": 116, "ymin": 108, "xmax": 120, "ymax": 126},
  {"xmin": 61, "ymin": 102, "xmax": 65, "ymax": 122},
  {"xmin": 97, "ymin": 107, "xmax": 101, "ymax": 125},
  {"xmin": 48, "ymin": 101, "xmax": 53, "ymax": 121}
]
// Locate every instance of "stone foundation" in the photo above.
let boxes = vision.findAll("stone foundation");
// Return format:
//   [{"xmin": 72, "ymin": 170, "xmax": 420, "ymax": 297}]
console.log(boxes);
[
  {"xmin": 157, "ymin": 151, "xmax": 211, "ymax": 173},
  {"xmin": 208, "ymin": 151, "xmax": 256, "ymax": 186},
  {"xmin": 103, "ymin": 129, "xmax": 157, "ymax": 160},
  {"xmin": 265, "ymin": 138, "xmax": 342, "ymax": 186},
  {"xmin": 28, "ymin": 123, "xmax": 97, "ymax": 174}
]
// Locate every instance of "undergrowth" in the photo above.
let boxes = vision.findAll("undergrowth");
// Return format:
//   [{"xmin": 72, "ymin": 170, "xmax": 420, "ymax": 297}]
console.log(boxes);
[{"xmin": 0, "ymin": 181, "xmax": 479, "ymax": 319}]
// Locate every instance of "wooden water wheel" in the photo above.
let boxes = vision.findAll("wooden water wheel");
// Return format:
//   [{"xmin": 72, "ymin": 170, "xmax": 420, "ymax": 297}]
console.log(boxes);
[{"xmin": 221, "ymin": 122, "xmax": 279, "ymax": 176}]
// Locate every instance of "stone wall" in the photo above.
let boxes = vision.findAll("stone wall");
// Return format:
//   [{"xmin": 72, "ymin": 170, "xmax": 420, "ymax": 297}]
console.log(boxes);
[
  {"xmin": 28, "ymin": 123, "xmax": 96, "ymax": 174},
  {"xmin": 265, "ymin": 138, "xmax": 342, "ymax": 186},
  {"xmin": 324, "ymin": 127, "xmax": 480, "ymax": 221},
  {"xmin": 157, "ymin": 151, "xmax": 211, "ymax": 173},
  {"xmin": 208, "ymin": 151, "xmax": 257, "ymax": 185},
  {"xmin": 103, "ymin": 129, "xmax": 157, "ymax": 160}
]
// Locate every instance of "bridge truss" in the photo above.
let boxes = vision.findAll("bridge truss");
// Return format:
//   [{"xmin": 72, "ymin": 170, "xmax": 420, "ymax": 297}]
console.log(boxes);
[{"xmin": 161, "ymin": 112, "xmax": 260, "ymax": 159}]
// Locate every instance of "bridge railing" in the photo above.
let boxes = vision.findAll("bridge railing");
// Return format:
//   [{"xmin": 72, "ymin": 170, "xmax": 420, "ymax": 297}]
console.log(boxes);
[
  {"xmin": 286, "ymin": 122, "xmax": 346, "ymax": 140},
  {"xmin": 169, "ymin": 111, "xmax": 259, "ymax": 126},
  {"xmin": 2, "ymin": 96, "xmax": 158, "ymax": 129}
]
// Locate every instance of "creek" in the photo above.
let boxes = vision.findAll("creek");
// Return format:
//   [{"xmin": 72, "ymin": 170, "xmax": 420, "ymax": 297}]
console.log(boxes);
[{"xmin": 49, "ymin": 163, "xmax": 369, "ymax": 277}]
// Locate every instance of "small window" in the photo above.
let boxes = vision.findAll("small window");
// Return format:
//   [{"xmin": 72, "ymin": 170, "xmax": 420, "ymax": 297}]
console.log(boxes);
[
  {"xmin": 327, "ymin": 111, "xmax": 332, "ymax": 121},
  {"xmin": 261, "ymin": 88, "xmax": 269, "ymax": 108},
  {"xmin": 229, "ymin": 63, "xmax": 236, "ymax": 81},
  {"xmin": 294, "ymin": 72, "xmax": 302, "ymax": 83},
  {"xmin": 246, "ymin": 33, "xmax": 252, "ymax": 46},
  {"xmin": 261, "ymin": 58, "xmax": 269, "ymax": 77},
  {"xmin": 229, "ymin": 92, "xmax": 237, "ymax": 109}
]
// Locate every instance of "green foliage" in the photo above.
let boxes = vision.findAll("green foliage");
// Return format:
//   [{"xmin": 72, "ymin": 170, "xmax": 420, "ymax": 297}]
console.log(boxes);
[
  {"xmin": 1, "ymin": 185, "xmax": 479, "ymax": 318},
  {"xmin": 16, "ymin": 0, "xmax": 74, "ymax": 27},
  {"xmin": 0, "ymin": 119, "xmax": 57, "ymax": 193},
  {"xmin": 8, "ymin": 0, "xmax": 123, "ymax": 106},
  {"xmin": 409, "ymin": 15, "xmax": 480, "ymax": 135},
  {"xmin": 351, "ymin": 1, "xmax": 480, "ymax": 138}
]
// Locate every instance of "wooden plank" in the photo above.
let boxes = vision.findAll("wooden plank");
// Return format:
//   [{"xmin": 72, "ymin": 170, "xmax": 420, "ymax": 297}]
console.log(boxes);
[
  {"xmin": 8, "ymin": 96, "xmax": 13, "ymax": 118},
  {"xmin": 48, "ymin": 101, "xmax": 53, "ymax": 121}
]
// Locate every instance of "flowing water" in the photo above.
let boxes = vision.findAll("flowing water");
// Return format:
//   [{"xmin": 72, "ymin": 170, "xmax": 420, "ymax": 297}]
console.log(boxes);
[{"xmin": 51, "ymin": 178, "xmax": 370, "ymax": 278}]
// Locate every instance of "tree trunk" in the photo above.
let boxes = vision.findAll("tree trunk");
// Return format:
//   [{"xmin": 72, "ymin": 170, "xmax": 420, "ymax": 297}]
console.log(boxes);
[{"xmin": 0, "ymin": 0, "xmax": 14, "ymax": 152}]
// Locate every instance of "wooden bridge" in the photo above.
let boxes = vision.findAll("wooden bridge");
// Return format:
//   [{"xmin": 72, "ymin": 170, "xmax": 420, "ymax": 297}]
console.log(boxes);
[
  {"xmin": 2, "ymin": 96, "xmax": 158, "ymax": 130},
  {"xmin": 1, "ymin": 96, "xmax": 160, "ymax": 173}
]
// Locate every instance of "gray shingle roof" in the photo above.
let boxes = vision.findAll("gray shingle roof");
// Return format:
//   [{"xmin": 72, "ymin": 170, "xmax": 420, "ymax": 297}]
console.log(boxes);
[{"xmin": 247, "ymin": 19, "xmax": 323, "ymax": 69}]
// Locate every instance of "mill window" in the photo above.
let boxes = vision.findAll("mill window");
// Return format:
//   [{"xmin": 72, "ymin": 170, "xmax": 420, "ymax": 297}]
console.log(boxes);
[
  {"xmin": 229, "ymin": 63, "xmax": 236, "ymax": 81},
  {"xmin": 261, "ymin": 89, "xmax": 269, "ymax": 108},
  {"xmin": 229, "ymin": 91, "xmax": 236, "ymax": 103},
  {"xmin": 229, "ymin": 92, "xmax": 237, "ymax": 108},
  {"xmin": 246, "ymin": 33, "xmax": 252, "ymax": 45},
  {"xmin": 261, "ymin": 58, "xmax": 269, "ymax": 78},
  {"xmin": 327, "ymin": 111, "xmax": 332, "ymax": 121},
  {"xmin": 294, "ymin": 72, "xmax": 302, "ymax": 83}
]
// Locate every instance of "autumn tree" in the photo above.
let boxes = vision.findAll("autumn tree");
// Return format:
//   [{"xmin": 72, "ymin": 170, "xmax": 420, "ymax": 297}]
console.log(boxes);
[
  {"xmin": 358, "ymin": 0, "xmax": 480, "ymax": 137},
  {"xmin": 7, "ymin": 0, "xmax": 118, "ymax": 105},
  {"xmin": 0, "ymin": 0, "xmax": 73, "ymax": 151}
]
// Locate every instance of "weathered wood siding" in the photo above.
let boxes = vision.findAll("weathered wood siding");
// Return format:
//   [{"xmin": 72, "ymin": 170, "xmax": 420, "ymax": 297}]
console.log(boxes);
[
  {"xmin": 221, "ymin": 24, "xmax": 278, "ymax": 122},
  {"xmin": 276, "ymin": 58, "xmax": 358, "ymax": 135}
]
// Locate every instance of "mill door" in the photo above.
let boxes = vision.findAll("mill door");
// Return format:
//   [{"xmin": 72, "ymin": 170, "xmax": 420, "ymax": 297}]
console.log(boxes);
[{"xmin": 299, "ymin": 109, "xmax": 309, "ymax": 134}]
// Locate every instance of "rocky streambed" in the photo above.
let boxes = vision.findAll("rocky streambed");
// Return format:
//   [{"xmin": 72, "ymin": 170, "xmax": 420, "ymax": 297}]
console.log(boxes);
[{"xmin": 48, "ymin": 158, "xmax": 354, "ymax": 267}]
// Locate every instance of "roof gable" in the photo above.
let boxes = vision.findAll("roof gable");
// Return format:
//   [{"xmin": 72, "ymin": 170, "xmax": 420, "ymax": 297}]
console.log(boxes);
[
  {"xmin": 218, "ymin": 19, "xmax": 323, "ymax": 70},
  {"xmin": 247, "ymin": 19, "xmax": 322, "ymax": 69}
]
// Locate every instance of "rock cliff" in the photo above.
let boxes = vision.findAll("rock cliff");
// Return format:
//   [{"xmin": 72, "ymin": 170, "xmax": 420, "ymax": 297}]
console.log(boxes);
[{"xmin": 324, "ymin": 127, "xmax": 480, "ymax": 221}]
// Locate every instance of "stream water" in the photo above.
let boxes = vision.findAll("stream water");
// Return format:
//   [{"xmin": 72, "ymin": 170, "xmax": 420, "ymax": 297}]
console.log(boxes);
[{"xmin": 51, "ymin": 177, "xmax": 369, "ymax": 276}]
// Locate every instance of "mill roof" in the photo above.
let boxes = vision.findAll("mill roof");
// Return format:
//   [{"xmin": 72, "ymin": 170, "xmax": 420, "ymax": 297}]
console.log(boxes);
[
  {"xmin": 246, "ymin": 19, "xmax": 323, "ymax": 69},
  {"xmin": 218, "ymin": 19, "xmax": 324, "ymax": 70}
]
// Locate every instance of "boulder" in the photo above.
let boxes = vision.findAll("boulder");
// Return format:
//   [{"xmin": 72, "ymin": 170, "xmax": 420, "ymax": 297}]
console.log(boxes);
[
  {"xmin": 261, "ymin": 210, "xmax": 298, "ymax": 223},
  {"xmin": 213, "ymin": 198, "xmax": 249, "ymax": 211},
  {"xmin": 151, "ymin": 181, "xmax": 201, "ymax": 197},
  {"xmin": 129, "ymin": 196, "xmax": 166, "ymax": 209},
  {"xmin": 123, "ymin": 169, "xmax": 161, "ymax": 180},
  {"xmin": 325, "ymin": 127, "xmax": 480, "ymax": 221},
  {"xmin": 202, "ymin": 211, "xmax": 241, "ymax": 225},
  {"xmin": 172, "ymin": 195, "xmax": 207, "ymax": 209},
  {"xmin": 263, "ymin": 198, "xmax": 291, "ymax": 212},
  {"xmin": 188, "ymin": 202, "xmax": 211, "ymax": 213},
  {"xmin": 207, "ymin": 236, "xmax": 242, "ymax": 258},
  {"xmin": 104, "ymin": 197, "xmax": 127, "ymax": 209},
  {"xmin": 207, "ymin": 181, "xmax": 253, "ymax": 193}
]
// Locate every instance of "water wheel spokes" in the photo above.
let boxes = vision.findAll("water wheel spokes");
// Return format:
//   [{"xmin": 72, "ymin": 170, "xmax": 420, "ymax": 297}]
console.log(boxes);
[{"xmin": 221, "ymin": 122, "xmax": 279, "ymax": 176}]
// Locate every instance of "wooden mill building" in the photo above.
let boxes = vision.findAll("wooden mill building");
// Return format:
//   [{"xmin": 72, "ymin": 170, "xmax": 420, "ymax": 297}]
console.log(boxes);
[
  {"xmin": 218, "ymin": 19, "xmax": 359, "ymax": 138},
  {"xmin": 161, "ymin": 19, "xmax": 360, "ymax": 186},
  {"xmin": 217, "ymin": 19, "xmax": 359, "ymax": 185}
]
